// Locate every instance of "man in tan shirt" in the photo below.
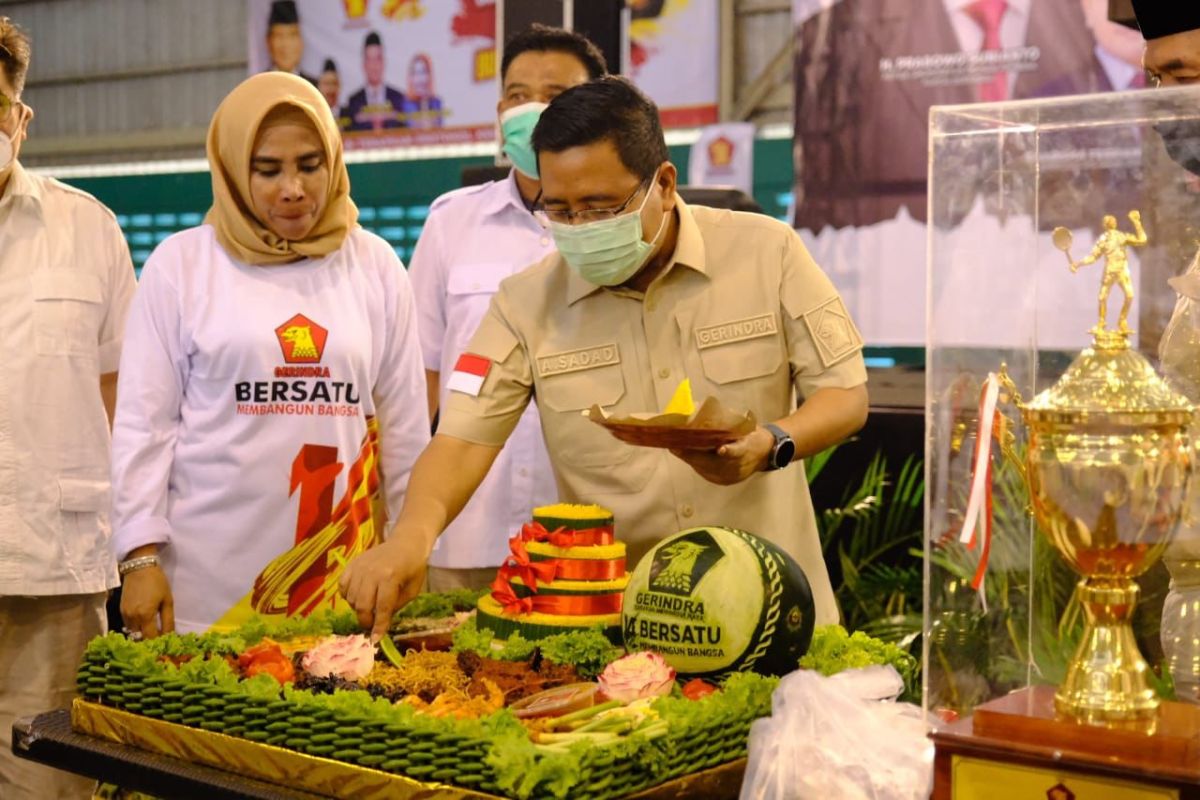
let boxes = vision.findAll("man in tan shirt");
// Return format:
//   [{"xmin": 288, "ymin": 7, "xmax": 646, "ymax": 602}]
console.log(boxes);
[{"xmin": 341, "ymin": 77, "xmax": 868, "ymax": 639}]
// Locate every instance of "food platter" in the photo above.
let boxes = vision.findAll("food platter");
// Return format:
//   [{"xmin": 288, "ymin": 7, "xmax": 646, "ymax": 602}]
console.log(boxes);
[{"xmin": 70, "ymin": 595, "xmax": 769, "ymax": 800}]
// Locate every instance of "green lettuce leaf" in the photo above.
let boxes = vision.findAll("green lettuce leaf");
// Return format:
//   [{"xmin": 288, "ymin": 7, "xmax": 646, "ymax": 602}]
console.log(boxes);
[
  {"xmin": 451, "ymin": 618, "xmax": 620, "ymax": 678},
  {"xmin": 799, "ymin": 624, "xmax": 919, "ymax": 702},
  {"xmin": 393, "ymin": 589, "xmax": 486, "ymax": 621}
]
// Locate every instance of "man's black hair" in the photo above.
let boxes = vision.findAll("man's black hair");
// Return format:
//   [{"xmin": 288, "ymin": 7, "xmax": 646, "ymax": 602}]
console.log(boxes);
[
  {"xmin": 532, "ymin": 76, "xmax": 668, "ymax": 181},
  {"xmin": 364, "ymin": 31, "xmax": 382, "ymax": 50},
  {"xmin": 322, "ymin": 58, "xmax": 337, "ymax": 74},
  {"xmin": 501, "ymin": 24, "xmax": 607, "ymax": 83},
  {"xmin": 268, "ymin": 0, "xmax": 299, "ymax": 28}
]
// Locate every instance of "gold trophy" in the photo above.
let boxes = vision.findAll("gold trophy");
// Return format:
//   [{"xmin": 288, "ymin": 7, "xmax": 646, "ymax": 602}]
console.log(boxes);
[{"xmin": 998, "ymin": 212, "xmax": 1193, "ymax": 724}]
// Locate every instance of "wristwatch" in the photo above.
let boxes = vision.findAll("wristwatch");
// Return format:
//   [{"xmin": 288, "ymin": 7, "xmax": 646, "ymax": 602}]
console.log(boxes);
[{"xmin": 763, "ymin": 423, "xmax": 796, "ymax": 471}]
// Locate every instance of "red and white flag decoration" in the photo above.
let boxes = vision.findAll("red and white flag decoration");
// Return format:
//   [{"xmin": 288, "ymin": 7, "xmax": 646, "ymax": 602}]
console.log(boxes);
[
  {"xmin": 446, "ymin": 353, "xmax": 492, "ymax": 397},
  {"xmin": 958, "ymin": 373, "xmax": 1002, "ymax": 609}
]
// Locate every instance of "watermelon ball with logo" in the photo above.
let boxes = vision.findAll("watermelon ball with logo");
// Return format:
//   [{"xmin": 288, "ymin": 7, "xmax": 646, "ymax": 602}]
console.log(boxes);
[{"xmin": 622, "ymin": 526, "xmax": 815, "ymax": 680}]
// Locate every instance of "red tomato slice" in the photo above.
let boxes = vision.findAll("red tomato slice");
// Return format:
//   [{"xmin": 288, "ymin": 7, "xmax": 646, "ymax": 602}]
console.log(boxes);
[
  {"xmin": 508, "ymin": 683, "xmax": 600, "ymax": 719},
  {"xmin": 681, "ymin": 678, "xmax": 717, "ymax": 700}
]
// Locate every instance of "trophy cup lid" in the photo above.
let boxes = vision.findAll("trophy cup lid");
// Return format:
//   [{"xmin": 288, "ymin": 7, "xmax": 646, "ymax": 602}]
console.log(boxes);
[{"xmin": 1024, "ymin": 344, "xmax": 1193, "ymax": 425}]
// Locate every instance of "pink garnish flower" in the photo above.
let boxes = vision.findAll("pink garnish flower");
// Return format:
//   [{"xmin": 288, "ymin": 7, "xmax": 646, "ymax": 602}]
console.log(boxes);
[
  {"xmin": 597, "ymin": 652, "xmax": 676, "ymax": 703},
  {"xmin": 300, "ymin": 634, "xmax": 376, "ymax": 681}
]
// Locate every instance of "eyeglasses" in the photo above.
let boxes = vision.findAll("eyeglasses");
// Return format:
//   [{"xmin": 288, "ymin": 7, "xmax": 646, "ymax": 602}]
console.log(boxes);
[{"xmin": 533, "ymin": 178, "xmax": 651, "ymax": 226}]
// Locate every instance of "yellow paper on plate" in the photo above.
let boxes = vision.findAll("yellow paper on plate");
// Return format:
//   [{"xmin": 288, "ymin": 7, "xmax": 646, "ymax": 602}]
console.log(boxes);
[{"xmin": 663, "ymin": 379, "xmax": 696, "ymax": 416}]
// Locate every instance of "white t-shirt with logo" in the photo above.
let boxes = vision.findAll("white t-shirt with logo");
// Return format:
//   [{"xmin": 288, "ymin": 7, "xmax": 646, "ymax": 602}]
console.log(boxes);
[{"xmin": 111, "ymin": 225, "xmax": 430, "ymax": 632}]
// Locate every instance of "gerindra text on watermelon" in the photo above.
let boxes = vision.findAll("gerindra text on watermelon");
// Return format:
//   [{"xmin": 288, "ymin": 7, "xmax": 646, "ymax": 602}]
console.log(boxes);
[{"xmin": 625, "ymin": 618, "xmax": 724, "ymax": 646}]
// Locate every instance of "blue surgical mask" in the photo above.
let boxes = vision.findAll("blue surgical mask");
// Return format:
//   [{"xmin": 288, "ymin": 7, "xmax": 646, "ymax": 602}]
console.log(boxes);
[
  {"xmin": 548, "ymin": 177, "xmax": 667, "ymax": 287},
  {"xmin": 500, "ymin": 101, "xmax": 548, "ymax": 179}
]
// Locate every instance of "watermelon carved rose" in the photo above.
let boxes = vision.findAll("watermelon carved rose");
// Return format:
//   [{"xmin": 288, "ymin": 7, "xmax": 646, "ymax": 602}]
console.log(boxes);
[{"xmin": 598, "ymin": 652, "xmax": 677, "ymax": 703}]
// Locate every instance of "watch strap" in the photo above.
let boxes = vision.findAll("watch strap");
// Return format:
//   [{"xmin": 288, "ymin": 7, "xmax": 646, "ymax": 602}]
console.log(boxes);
[{"xmin": 763, "ymin": 423, "xmax": 795, "ymax": 471}]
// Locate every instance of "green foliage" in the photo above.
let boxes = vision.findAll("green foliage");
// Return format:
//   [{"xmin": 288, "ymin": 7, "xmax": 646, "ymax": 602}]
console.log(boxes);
[
  {"xmin": 539, "ymin": 630, "xmax": 624, "ymax": 680},
  {"xmin": 451, "ymin": 618, "xmax": 621, "ymax": 679},
  {"xmin": 452, "ymin": 617, "xmax": 538, "ymax": 661},
  {"xmin": 811, "ymin": 448, "xmax": 925, "ymax": 641},
  {"xmin": 394, "ymin": 588, "xmax": 486, "ymax": 621},
  {"xmin": 799, "ymin": 625, "xmax": 920, "ymax": 702},
  {"xmin": 233, "ymin": 609, "xmax": 359, "ymax": 646}
]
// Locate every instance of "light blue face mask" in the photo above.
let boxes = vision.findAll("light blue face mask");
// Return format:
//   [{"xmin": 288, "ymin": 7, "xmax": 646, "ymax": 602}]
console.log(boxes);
[
  {"xmin": 500, "ymin": 101, "xmax": 548, "ymax": 179},
  {"xmin": 548, "ymin": 174, "xmax": 666, "ymax": 287}
]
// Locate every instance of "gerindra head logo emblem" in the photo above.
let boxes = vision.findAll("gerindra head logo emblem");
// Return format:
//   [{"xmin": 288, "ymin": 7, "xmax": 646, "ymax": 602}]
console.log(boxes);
[
  {"xmin": 648, "ymin": 529, "xmax": 724, "ymax": 597},
  {"xmin": 708, "ymin": 136, "xmax": 734, "ymax": 168},
  {"xmin": 1046, "ymin": 783, "xmax": 1075, "ymax": 800},
  {"xmin": 275, "ymin": 314, "xmax": 329, "ymax": 364}
]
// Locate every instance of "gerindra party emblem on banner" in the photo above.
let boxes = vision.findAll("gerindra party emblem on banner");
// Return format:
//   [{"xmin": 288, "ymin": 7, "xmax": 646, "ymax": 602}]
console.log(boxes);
[
  {"xmin": 688, "ymin": 122, "xmax": 755, "ymax": 194},
  {"xmin": 248, "ymin": 0, "xmax": 499, "ymax": 148}
]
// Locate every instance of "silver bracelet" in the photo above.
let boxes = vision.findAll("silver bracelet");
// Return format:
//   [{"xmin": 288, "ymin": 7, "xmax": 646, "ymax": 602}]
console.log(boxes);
[{"xmin": 118, "ymin": 554, "xmax": 159, "ymax": 577}]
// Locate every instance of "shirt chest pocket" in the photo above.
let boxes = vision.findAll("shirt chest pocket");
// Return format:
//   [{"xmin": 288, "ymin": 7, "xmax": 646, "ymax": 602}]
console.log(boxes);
[
  {"xmin": 446, "ymin": 263, "xmax": 508, "ymax": 350},
  {"xmin": 536, "ymin": 345, "xmax": 628, "ymax": 468},
  {"xmin": 693, "ymin": 312, "xmax": 785, "ymax": 384},
  {"xmin": 33, "ymin": 271, "xmax": 103, "ymax": 358}
]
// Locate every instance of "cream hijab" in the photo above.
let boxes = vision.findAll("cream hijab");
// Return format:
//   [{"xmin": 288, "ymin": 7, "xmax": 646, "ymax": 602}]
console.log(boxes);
[{"xmin": 204, "ymin": 72, "xmax": 358, "ymax": 265}]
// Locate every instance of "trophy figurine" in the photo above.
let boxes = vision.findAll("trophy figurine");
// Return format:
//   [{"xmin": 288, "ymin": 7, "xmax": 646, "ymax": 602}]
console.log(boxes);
[
  {"xmin": 1052, "ymin": 211, "xmax": 1147, "ymax": 338},
  {"xmin": 1000, "ymin": 212, "xmax": 1194, "ymax": 724}
]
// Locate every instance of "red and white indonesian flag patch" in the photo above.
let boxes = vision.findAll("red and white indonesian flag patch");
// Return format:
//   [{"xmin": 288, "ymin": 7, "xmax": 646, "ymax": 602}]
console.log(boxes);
[{"xmin": 447, "ymin": 353, "xmax": 492, "ymax": 397}]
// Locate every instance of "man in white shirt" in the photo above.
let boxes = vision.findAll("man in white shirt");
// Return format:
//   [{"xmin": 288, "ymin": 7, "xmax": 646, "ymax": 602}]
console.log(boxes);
[
  {"xmin": 408, "ymin": 25, "xmax": 607, "ymax": 591},
  {"xmin": 0, "ymin": 17, "xmax": 137, "ymax": 799}
]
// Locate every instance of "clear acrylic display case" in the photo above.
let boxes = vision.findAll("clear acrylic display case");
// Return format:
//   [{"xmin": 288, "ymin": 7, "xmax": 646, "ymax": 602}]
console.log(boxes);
[{"xmin": 924, "ymin": 86, "xmax": 1200, "ymax": 718}]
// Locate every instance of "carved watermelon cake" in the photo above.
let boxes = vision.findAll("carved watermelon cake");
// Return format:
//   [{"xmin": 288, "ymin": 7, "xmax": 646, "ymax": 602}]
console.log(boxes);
[
  {"xmin": 476, "ymin": 503, "xmax": 628, "ymax": 643},
  {"xmin": 621, "ymin": 526, "xmax": 815, "ymax": 679}
]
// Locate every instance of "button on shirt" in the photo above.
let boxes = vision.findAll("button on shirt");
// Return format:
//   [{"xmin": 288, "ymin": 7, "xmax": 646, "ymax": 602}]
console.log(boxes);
[
  {"xmin": 0, "ymin": 163, "xmax": 136, "ymax": 596},
  {"xmin": 441, "ymin": 198, "xmax": 868, "ymax": 625},
  {"xmin": 409, "ymin": 172, "xmax": 557, "ymax": 568}
]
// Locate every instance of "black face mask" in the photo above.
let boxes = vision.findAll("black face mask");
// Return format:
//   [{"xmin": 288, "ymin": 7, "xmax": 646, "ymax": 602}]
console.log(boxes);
[{"xmin": 1155, "ymin": 118, "xmax": 1200, "ymax": 178}]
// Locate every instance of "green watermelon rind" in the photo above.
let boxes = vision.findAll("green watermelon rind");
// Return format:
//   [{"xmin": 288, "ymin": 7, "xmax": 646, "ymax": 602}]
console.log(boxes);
[
  {"xmin": 717, "ymin": 530, "xmax": 785, "ymax": 678},
  {"xmin": 477, "ymin": 601, "xmax": 623, "ymax": 644},
  {"xmin": 625, "ymin": 526, "xmax": 814, "ymax": 682},
  {"xmin": 510, "ymin": 582, "xmax": 627, "ymax": 599},
  {"xmin": 532, "ymin": 514, "xmax": 614, "ymax": 532}
]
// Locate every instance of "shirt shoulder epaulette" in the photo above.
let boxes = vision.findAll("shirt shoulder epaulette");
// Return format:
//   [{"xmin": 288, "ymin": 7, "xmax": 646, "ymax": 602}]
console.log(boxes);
[
  {"xmin": 40, "ymin": 175, "xmax": 120, "ymax": 223},
  {"xmin": 428, "ymin": 181, "xmax": 495, "ymax": 214}
]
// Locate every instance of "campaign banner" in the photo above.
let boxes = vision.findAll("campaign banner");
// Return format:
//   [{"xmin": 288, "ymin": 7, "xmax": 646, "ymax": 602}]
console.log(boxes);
[
  {"xmin": 688, "ymin": 122, "xmax": 755, "ymax": 193},
  {"xmin": 790, "ymin": 0, "xmax": 1150, "ymax": 347},
  {"xmin": 629, "ymin": 0, "xmax": 720, "ymax": 127},
  {"xmin": 248, "ymin": 0, "xmax": 500, "ymax": 149},
  {"xmin": 248, "ymin": 0, "xmax": 720, "ymax": 150}
]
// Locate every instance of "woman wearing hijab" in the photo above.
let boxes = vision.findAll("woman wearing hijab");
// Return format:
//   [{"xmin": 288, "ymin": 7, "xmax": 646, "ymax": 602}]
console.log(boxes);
[{"xmin": 110, "ymin": 72, "xmax": 430, "ymax": 637}]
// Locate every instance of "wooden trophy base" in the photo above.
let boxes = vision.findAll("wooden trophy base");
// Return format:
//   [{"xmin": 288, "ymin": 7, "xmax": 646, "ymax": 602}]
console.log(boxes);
[{"xmin": 931, "ymin": 685, "xmax": 1200, "ymax": 799}]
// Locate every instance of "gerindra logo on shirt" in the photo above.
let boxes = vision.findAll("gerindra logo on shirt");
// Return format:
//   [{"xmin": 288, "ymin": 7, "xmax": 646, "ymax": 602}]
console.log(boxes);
[
  {"xmin": 235, "ymin": 313, "xmax": 359, "ymax": 419},
  {"xmin": 275, "ymin": 314, "xmax": 328, "ymax": 364}
]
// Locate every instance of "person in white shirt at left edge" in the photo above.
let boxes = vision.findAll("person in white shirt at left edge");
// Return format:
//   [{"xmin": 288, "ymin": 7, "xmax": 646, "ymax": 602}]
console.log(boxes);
[
  {"xmin": 0, "ymin": 17, "xmax": 137, "ymax": 800},
  {"xmin": 110, "ymin": 72, "xmax": 429, "ymax": 637},
  {"xmin": 408, "ymin": 25, "xmax": 607, "ymax": 591}
]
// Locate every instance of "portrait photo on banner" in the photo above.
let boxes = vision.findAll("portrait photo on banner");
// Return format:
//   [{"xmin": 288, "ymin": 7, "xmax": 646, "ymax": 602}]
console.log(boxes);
[
  {"xmin": 789, "ymin": 0, "xmax": 1178, "ymax": 350},
  {"xmin": 247, "ymin": 0, "xmax": 721, "ymax": 150},
  {"xmin": 247, "ymin": 0, "xmax": 499, "ymax": 148}
]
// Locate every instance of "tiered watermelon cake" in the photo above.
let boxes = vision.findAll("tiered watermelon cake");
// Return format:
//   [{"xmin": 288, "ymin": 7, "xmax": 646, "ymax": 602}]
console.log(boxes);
[{"xmin": 476, "ymin": 504, "xmax": 628, "ymax": 642}]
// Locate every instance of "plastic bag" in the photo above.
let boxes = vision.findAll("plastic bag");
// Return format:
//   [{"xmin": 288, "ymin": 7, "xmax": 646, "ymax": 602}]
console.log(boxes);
[{"xmin": 739, "ymin": 666, "xmax": 933, "ymax": 800}]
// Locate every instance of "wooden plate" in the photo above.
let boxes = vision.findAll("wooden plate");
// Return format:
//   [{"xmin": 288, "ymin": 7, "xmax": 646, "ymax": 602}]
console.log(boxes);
[{"xmin": 586, "ymin": 397, "xmax": 756, "ymax": 451}]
